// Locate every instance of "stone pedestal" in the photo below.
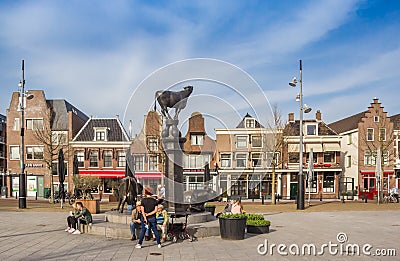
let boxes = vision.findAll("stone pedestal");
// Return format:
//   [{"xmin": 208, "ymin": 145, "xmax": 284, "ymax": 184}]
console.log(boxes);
[{"xmin": 162, "ymin": 119, "xmax": 186, "ymax": 215}]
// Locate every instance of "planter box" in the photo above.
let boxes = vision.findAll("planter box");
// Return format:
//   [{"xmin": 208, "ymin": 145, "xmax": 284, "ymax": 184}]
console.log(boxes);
[
  {"xmin": 247, "ymin": 225, "xmax": 270, "ymax": 234},
  {"xmin": 76, "ymin": 199, "xmax": 100, "ymax": 214},
  {"xmin": 204, "ymin": 206, "xmax": 216, "ymax": 216},
  {"xmin": 219, "ymin": 217, "xmax": 247, "ymax": 240}
]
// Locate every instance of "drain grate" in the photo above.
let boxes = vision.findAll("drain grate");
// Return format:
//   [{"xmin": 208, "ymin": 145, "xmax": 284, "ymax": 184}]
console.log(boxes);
[{"xmin": 149, "ymin": 253, "xmax": 162, "ymax": 256}]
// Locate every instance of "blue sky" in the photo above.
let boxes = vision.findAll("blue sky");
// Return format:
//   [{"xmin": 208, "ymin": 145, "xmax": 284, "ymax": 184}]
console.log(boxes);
[{"xmin": 1, "ymin": 0, "xmax": 400, "ymax": 136}]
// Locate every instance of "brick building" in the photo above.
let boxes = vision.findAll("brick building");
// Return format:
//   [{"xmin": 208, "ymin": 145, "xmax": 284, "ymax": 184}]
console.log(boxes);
[
  {"xmin": 70, "ymin": 116, "xmax": 131, "ymax": 200},
  {"xmin": 6, "ymin": 90, "xmax": 87, "ymax": 197},
  {"xmin": 0, "ymin": 114, "xmax": 6, "ymax": 193},
  {"xmin": 182, "ymin": 112, "xmax": 216, "ymax": 190},
  {"xmin": 283, "ymin": 110, "xmax": 342, "ymax": 200}
]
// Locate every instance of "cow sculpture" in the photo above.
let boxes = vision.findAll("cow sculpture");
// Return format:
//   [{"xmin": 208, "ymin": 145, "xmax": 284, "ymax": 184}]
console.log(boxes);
[
  {"xmin": 114, "ymin": 177, "xmax": 143, "ymax": 213},
  {"xmin": 155, "ymin": 86, "xmax": 193, "ymax": 120}
]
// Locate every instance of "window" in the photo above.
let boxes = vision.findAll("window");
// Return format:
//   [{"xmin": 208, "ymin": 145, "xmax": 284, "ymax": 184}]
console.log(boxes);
[
  {"xmin": 220, "ymin": 154, "xmax": 231, "ymax": 168},
  {"xmin": 364, "ymin": 151, "xmax": 375, "ymax": 166},
  {"xmin": 235, "ymin": 153, "xmax": 247, "ymax": 168},
  {"xmin": 191, "ymin": 135, "xmax": 203, "ymax": 146},
  {"xmin": 148, "ymin": 138, "xmax": 158, "ymax": 151},
  {"xmin": 117, "ymin": 151, "xmax": 126, "ymax": 167},
  {"xmin": 13, "ymin": 118, "xmax": 20, "ymax": 131},
  {"xmin": 133, "ymin": 155, "xmax": 144, "ymax": 171},
  {"xmin": 323, "ymin": 174, "xmax": 335, "ymax": 193},
  {"xmin": 305, "ymin": 152, "xmax": 318, "ymax": 163},
  {"xmin": 367, "ymin": 128, "xmax": 374, "ymax": 141},
  {"xmin": 236, "ymin": 136, "xmax": 248, "ymax": 148},
  {"xmin": 323, "ymin": 152, "xmax": 335, "ymax": 163},
  {"xmin": 383, "ymin": 151, "xmax": 389, "ymax": 166},
  {"xmin": 374, "ymin": 116, "xmax": 379, "ymax": 122},
  {"xmin": 51, "ymin": 162, "xmax": 68, "ymax": 176},
  {"xmin": 379, "ymin": 128, "xmax": 386, "ymax": 141},
  {"xmin": 245, "ymin": 119, "xmax": 255, "ymax": 128},
  {"xmin": 95, "ymin": 131, "xmax": 106, "ymax": 141},
  {"xmin": 251, "ymin": 136, "xmax": 262, "ymax": 148},
  {"xmin": 288, "ymin": 152, "xmax": 299, "ymax": 163},
  {"xmin": 347, "ymin": 134, "xmax": 352, "ymax": 145},
  {"xmin": 183, "ymin": 154, "xmax": 209, "ymax": 169},
  {"xmin": 26, "ymin": 119, "xmax": 44, "ymax": 130},
  {"xmin": 52, "ymin": 131, "xmax": 67, "ymax": 145},
  {"xmin": 89, "ymin": 150, "xmax": 99, "ymax": 167},
  {"xmin": 10, "ymin": 145, "xmax": 20, "ymax": 160},
  {"xmin": 266, "ymin": 152, "xmax": 279, "ymax": 166},
  {"xmin": 346, "ymin": 155, "xmax": 351, "ymax": 168},
  {"xmin": 149, "ymin": 156, "xmax": 158, "ymax": 171},
  {"xmin": 251, "ymin": 153, "xmax": 262, "ymax": 168},
  {"xmin": 103, "ymin": 150, "xmax": 113, "ymax": 167},
  {"xmin": 26, "ymin": 146, "xmax": 44, "ymax": 160},
  {"xmin": 306, "ymin": 124, "xmax": 317, "ymax": 135},
  {"xmin": 75, "ymin": 151, "xmax": 84, "ymax": 167},
  {"xmin": 306, "ymin": 171, "xmax": 317, "ymax": 193}
]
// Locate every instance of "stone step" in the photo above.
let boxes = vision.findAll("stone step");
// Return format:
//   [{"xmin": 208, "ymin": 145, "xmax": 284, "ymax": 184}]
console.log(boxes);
[{"xmin": 84, "ymin": 213, "xmax": 221, "ymax": 239}]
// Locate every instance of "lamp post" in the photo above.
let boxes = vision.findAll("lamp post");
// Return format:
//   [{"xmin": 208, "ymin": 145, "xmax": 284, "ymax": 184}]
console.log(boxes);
[
  {"xmin": 18, "ymin": 60, "xmax": 34, "ymax": 209},
  {"xmin": 289, "ymin": 59, "xmax": 311, "ymax": 210}
]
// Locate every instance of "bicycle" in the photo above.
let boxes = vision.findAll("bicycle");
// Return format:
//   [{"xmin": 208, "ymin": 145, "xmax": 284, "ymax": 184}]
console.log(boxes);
[{"xmin": 383, "ymin": 193, "xmax": 396, "ymax": 203}]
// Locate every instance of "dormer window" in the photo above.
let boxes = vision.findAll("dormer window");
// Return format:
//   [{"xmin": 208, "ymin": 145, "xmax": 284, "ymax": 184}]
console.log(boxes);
[
  {"xmin": 374, "ymin": 116, "xmax": 379, "ymax": 122},
  {"xmin": 191, "ymin": 134, "xmax": 203, "ymax": 145},
  {"xmin": 94, "ymin": 127, "xmax": 108, "ymax": 141},
  {"xmin": 245, "ymin": 118, "xmax": 255, "ymax": 128},
  {"xmin": 306, "ymin": 124, "xmax": 317, "ymax": 136}
]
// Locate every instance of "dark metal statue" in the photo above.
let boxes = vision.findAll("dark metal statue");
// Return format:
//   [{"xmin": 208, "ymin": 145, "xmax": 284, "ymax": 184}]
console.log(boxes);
[
  {"xmin": 114, "ymin": 177, "xmax": 143, "ymax": 213},
  {"xmin": 155, "ymin": 86, "xmax": 193, "ymax": 120}
]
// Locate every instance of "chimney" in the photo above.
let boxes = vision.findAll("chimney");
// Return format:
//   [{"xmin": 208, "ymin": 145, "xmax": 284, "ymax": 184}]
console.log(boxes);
[
  {"xmin": 316, "ymin": 110, "xmax": 322, "ymax": 121},
  {"xmin": 288, "ymin": 113, "xmax": 295, "ymax": 122}
]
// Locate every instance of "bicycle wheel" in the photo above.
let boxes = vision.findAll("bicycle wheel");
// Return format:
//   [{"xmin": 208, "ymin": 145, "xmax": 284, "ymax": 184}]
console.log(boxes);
[{"xmin": 69, "ymin": 198, "xmax": 75, "ymax": 205}]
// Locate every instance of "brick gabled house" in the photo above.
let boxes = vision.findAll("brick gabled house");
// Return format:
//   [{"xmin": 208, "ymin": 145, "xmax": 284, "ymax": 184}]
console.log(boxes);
[
  {"xmin": 329, "ymin": 98, "xmax": 399, "ymax": 200},
  {"xmin": 70, "ymin": 116, "xmax": 131, "ymax": 200},
  {"xmin": 182, "ymin": 112, "xmax": 216, "ymax": 190},
  {"xmin": 6, "ymin": 90, "xmax": 87, "ymax": 198},
  {"xmin": 283, "ymin": 110, "xmax": 342, "ymax": 200},
  {"xmin": 0, "ymin": 114, "xmax": 6, "ymax": 190}
]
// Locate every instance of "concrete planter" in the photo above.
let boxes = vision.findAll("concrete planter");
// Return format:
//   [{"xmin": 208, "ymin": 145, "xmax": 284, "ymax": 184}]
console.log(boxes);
[
  {"xmin": 247, "ymin": 225, "xmax": 270, "ymax": 234},
  {"xmin": 219, "ymin": 217, "xmax": 247, "ymax": 240}
]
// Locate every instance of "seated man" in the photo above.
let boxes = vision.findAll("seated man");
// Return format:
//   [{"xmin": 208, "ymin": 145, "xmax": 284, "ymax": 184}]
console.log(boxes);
[{"xmin": 71, "ymin": 202, "xmax": 92, "ymax": 235}]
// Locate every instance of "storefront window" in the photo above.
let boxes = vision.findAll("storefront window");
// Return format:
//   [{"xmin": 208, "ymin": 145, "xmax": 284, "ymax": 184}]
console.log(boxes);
[{"xmin": 323, "ymin": 174, "xmax": 334, "ymax": 193}]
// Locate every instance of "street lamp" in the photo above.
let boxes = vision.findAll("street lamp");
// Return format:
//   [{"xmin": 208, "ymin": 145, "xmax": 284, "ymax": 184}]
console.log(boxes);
[
  {"xmin": 289, "ymin": 59, "xmax": 312, "ymax": 210},
  {"xmin": 18, "ymin": 60, "xmax": 34, "ymax": 209}
]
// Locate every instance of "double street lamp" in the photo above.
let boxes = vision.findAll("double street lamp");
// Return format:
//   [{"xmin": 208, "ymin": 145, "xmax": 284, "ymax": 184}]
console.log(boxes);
[
  {"xmin": 18, "ymin": 60, "xmax": 33, "ymax": 209},
  {"xmin": 289, "ymin": 59, "xmax": 312, "ymax": 210}
]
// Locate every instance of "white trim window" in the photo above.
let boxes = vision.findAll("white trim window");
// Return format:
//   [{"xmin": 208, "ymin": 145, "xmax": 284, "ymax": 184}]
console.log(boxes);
[
  {"xmin": 251, "ymin": 135, "xmax": 262, "ymax": 148},
  {"xmin": 149, "ymin": 155, "xmax": 158, "ymax": 171},
  {"xmin": 95, "ymin": 130, "xmax": 106, "ymax": 141},
  {"xmin": 89, "ymin": 150, "xmax": 99, "ymax": 167},
  {"xmin": 379, "ymin": 128, "xmax": 386, "ymax": 141},
  {"xmin": 367, "ymin": 128, "xmax": 374, "ymax": 141},
  {"xmin": 220, "ymin": 153, "xmax": 231, "ymax": 168},
  {"xmin": 266, "ymin": 152, "xmax": 279, "ymax": 166},
  {"xmin": 10, "ymin": 145, "xmax": 20, "ymax": 160},
  {"xmin": 245, "ymin": 118, "xmax": 255, "ymax": 128},
  {"xmin": 364, "ymin": 151, "xmax": 376, "ymax": 166},
  {"xmin": 235, "ymin": 153, "xmax": 247, "ymax": 168},
  {"xmin": 52, "ymin": 131, "xmax": 68, "ymax": 145},
  {"xmin": 306, "ymin": 124, "xmax": 317, "ymax": 136},
  {"xmin": 374, "ymin": 116, "xmax": 379, "ymax": 122},
  {"xmin": 148, "ymin": 138, "xmax": 158, "ymax": 152},
  {"xmin": 346, "ymin": 155, "xmax": 351, "ymax": 168},
  {"xmin": 323, "ymin": 174, "xmax": 335, "ymax": 193},
  {"xmin": 133, "ymin": 155, "xmax": 144, "ymax": 171},
  {"xmin": 251, "ymin": 153, "xmax": 262, "ymax": 168},
  {"xmin": 26, "ymin": 146, "xmax": 44, "ymax": 160},
  {"xmin": 26, "ymin": 118, "xmax": 44, "ymax": 130},
  {"xmin": 191, "ymin": 134, "xmax": 204, "ymax": 146},
  {"xmin": 13, "ymin": 118, "xmax": 20, "ymax": 131},
  {"xmin": 103, "ymin": 150, "xmax": 113, "ymax": 168},
  {"xmin": 75, "ymin": 150, "xmax": 84, "ymax": 168},
  {"xmin": 236, "ymin": 136, "xmax": 248, "ymax": 148},
  {"xmin": 117, "ymin": 151, "xmax": 126, "ymax": 167},
  {"xmin": 347, "ymin": 134, "xmax": 352, "ymax": 145},
  {"xmin": 323, "ymin": 152, "xmax": 335, "ymax": 163}
]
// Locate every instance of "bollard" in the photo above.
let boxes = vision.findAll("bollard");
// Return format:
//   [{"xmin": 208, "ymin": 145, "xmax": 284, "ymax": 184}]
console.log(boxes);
[
  {"xmin": 320, "ymin": 194, "xmax": 322, "ymax": 201},
  {"xmin": 274, "ymin": 193, "xmax": 277, "ymax": 205},
  {"xmin": 35, "ymin": 192, "xmax": 38, "ymax": 200},
  {"xmin": 261, "ymin": 194, "xmax": 264, "ymax": 205},
  {"xmin": 15, "ymin": 192, "xmax": 18, "ymax": 199},
  {"xmin": 277, "ymin": 194, "xmax": 280, "ymax": 202},
  {"xmin": 364, "ymin": 193, "xmax": 368, "ymax": 203}
]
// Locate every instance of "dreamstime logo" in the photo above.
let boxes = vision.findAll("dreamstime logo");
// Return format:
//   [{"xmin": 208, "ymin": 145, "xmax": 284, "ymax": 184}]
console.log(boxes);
[
  {"xmin": 123, "ymin": 58, "xmax": 274, "ymax": 204},
  {"xmin": 257, "ymin": 232, "xmax": 397, "ymax": 257}
]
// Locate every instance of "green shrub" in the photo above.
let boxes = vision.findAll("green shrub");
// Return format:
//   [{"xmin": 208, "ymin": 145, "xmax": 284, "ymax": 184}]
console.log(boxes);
[
  {"xmin": 247, "ymin": 214, "xmax": 265, "ymax": 221},
  {"xmin": 247, "ymin": 219, "xmax": 271, "ymax": 226},
  {"xmin": 219, "ymin": 213, "xmax": 248, "ymax": 219}
]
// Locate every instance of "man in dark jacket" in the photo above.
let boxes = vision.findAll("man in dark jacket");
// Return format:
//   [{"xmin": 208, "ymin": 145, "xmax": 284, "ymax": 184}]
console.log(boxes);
[{"xmin": 71, "ymin": 202, "xmax": 92, "ymax": 235}]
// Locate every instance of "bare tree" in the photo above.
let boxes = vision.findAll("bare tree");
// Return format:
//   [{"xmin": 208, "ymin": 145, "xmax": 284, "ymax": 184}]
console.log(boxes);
[{"xmin": 33, "ymin": 108, "xmax": 69, "ymax": 203}]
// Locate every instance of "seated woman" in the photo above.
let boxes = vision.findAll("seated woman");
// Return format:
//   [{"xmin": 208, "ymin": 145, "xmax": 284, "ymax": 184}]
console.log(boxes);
[
  {"xmin": 231, "ymin": 198, "xmax": 243, "ymax": 214},
  {"xmin": 65, "ymin": 203, "xmax": 79, "ymax": 233}
]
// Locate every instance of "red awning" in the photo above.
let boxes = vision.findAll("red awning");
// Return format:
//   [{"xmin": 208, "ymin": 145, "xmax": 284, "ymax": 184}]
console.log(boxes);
[
  {"xmin": 79, "ymin": 170, "xmax": 125, "ymax": 179},
  {"xmin": 134, "ymin": 172, "xmax": 162, "ymax": 180},
  {"xmin": 360, "ymin": 170, "xmax": 394, "ymax": 175}
]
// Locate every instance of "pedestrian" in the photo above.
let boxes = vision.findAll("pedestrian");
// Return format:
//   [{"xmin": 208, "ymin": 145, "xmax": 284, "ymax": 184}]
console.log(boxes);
[
  {"xmin": 71, "ymin": 201, "xmax": 92, "ymax": 235},
  {"xmin": 135, "ymin": 188, "xmax": 161, "ymax": 249},
  {"xmin": 130, "ymin": 201, "xmax": 143, "ymax": 241},
  {"xmin": 65, "ymin": 202, "xmax": 79, "ymax": 233}
]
